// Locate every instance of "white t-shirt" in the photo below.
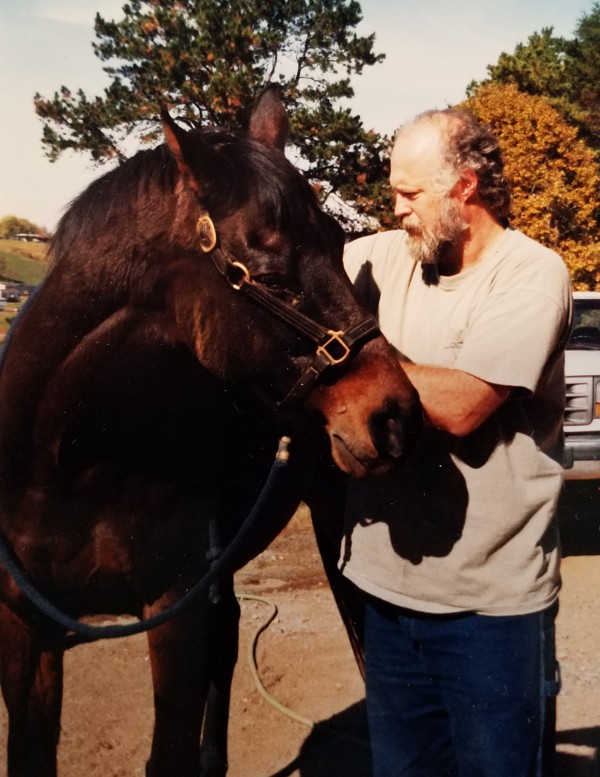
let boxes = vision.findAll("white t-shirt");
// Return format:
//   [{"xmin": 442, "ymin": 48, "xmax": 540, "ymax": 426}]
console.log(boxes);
[{"xmin": 341, "ymin": 228, "xmax": 572, "ymax": 616}]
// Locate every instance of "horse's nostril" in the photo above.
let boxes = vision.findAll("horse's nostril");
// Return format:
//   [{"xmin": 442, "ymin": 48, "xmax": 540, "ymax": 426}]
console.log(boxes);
[
  {"xmin": 370, "ymin": 398, "xmax": 421, "ymax": 462},
  {"xmin": 380, "ymin": 415, "xmax": 403, "ymax": 458}
]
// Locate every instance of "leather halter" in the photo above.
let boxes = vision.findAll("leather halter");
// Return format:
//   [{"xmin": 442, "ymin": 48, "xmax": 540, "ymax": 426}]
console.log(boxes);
[{"xmin": 196, "ymin": 214, "xmax": 381, "ymax": 410}]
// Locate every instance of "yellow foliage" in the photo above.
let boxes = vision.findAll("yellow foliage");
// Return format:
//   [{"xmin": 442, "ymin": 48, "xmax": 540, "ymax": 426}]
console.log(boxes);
[{"xmin": 462, "ymin": 84, "xmax": 600, "ymax": 289}]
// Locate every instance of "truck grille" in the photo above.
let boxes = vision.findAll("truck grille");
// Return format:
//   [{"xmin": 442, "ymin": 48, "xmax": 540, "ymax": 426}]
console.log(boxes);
[{"xmin": 564, "ymin": 377, "xmax": 594, "ymax": 425}]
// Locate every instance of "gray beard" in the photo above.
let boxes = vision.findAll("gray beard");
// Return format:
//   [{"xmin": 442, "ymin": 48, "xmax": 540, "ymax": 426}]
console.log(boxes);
[{"xmin": 402, "ymin": 196, "xmax": 467, "ymax": 283}]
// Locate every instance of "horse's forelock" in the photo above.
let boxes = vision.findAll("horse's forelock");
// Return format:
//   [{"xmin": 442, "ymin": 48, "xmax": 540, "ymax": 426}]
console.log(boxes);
[{"xmin": 200, "ymin": 132, "xmax": 320, "ymax": 231}]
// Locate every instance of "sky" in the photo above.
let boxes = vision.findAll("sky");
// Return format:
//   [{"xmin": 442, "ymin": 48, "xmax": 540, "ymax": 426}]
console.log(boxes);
[{"xmin": 0, "ymin": 0, "xmax": 595, "ymax": 232}]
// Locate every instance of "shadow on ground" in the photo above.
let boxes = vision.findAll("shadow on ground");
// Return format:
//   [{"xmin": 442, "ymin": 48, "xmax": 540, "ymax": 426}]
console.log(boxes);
[
  {"xmin": 269, "ymin": 701, "xmax": 371, "ymax": 777},
  {"xmin": 558, "ymin": 480, "xmax": 600, "ymax": 556},
  {"xmin": 556, "ymin": 727, "xmax": 600, "ymax": 777},
  {"xmin": 265, "ymin": 694, "xmax": 599, "ymax": 777},
  {"xmin": 264, "ymin": 478, "xmax": 600, "ymax": 777}
]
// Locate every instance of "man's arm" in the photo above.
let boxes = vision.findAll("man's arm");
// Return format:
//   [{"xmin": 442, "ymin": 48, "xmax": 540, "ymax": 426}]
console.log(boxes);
[{"xmin": 402, "ymin": 363, "xmax": 511, "ymax": 437}]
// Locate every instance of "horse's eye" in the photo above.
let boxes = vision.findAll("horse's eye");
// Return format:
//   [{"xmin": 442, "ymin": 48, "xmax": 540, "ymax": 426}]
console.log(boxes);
[
  {"xmin": 253, "ymin": 274, "xmax": 304, "ymax": 306},
  {"xmin": 254, "ymin": 273, "xmax": 287, "ymax": 291}
]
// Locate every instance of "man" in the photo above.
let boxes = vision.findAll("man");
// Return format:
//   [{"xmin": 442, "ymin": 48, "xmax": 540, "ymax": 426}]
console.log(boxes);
[{"xmin": 341, "ymin": 109, "xmax": 572, "ymax": 777}]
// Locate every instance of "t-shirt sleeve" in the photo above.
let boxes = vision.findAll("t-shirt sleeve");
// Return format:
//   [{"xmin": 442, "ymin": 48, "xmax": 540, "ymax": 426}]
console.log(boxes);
[
  {"xmin": 343, "ymin": 234, "xmax": 388, "ymax": 315},
  {"xmin": 343, "ymin": 236, "xmax": 372, "ymax": 284},
  {"xmin": 454, "ymin": 269, "xmax": 571, "ymax": 394}
]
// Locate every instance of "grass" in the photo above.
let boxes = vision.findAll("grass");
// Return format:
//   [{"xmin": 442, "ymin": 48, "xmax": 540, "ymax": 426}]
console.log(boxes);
[
  {"xmin": 0, "ymin": 300, "xmax": 25, "ymax": 341},
  {"xmin": 0, "ymin": 240, "xmax": 48, "ymax": 340},
  {"xmin": 0, "ymin": 239, "xmax": 48, "ymax": 263},
  {"xmin": 0, "ymin": 240, "xmax": 48, "ymax": 287}
]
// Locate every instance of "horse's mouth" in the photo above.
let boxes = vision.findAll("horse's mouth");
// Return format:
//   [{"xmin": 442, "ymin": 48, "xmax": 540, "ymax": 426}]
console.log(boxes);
[{"xmin": 329, "ymin": 434, "xmax": 391, "ymax": 479}]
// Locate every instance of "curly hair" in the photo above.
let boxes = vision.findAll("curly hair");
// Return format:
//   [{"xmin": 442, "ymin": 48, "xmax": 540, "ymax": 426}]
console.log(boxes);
[{"xmin": 400, "ymin": 109, "xmax": 512, "ymax": 226}]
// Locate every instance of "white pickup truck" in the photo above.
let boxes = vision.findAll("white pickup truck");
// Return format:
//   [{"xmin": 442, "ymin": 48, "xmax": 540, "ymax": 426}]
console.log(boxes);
[{"xmin": 563, "ymin": 291, "xmax": 600, "ymax": 480}]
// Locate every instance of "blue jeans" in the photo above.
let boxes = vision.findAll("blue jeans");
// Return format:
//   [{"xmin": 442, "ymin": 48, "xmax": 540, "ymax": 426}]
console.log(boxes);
[{"xmin": 364, "ymin": 598, "xmax": 560, "ymax": 777}]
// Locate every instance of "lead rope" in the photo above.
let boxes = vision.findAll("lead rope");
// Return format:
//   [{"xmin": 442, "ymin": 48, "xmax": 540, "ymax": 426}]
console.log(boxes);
[
  {"xmin": 0, "ymin": 289, "xmax": 300, "ymax": 644},
  {"xmin": 0, "ymin": 436, "xmax": 295, "ymax": 646}
]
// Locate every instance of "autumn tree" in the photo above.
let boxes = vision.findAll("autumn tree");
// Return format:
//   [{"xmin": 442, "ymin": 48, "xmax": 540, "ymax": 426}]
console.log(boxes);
[
  {"xmin": 34, "ymin": 0, "xmax": 389, "ymax": 232},
  {"xmin": 462, "ymin": 83, "xmax": 600, "ymax": 289}
]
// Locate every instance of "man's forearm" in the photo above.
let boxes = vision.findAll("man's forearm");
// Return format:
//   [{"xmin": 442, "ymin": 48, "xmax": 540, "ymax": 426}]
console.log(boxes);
[{"xmin": 402, "ymin": 362, "xmax": 511, "ymax": 436}]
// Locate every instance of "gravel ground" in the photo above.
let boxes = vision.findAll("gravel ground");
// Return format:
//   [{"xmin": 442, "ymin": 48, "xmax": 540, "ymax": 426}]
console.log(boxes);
[{"xmin": 0, "ymin": 488, "xmax": 598, "ymax": 776}]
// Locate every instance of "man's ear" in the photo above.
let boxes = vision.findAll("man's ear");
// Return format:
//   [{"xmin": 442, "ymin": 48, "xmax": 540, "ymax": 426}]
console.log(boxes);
[{"xmin": 454, "ymin": 168, "xmax": 478, "ymax": 203}]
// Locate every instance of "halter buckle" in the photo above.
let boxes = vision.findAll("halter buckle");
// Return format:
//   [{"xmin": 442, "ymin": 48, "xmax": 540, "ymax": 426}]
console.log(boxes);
[{"xmin": 316, "ymin": 330, "xmax": 351, "ymax": 366}]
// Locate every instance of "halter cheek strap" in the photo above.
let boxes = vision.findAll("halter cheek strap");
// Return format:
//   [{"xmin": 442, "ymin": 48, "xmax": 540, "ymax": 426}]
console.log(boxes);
[{"xmin": 197, "ymin": 214, "xmax": 381, "ymax": 410}]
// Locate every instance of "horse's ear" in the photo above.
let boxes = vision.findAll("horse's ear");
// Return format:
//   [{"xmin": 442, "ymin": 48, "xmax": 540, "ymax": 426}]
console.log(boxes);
[
  {"xmin": 161, "ymin": 109, "xmax": 220, "ymax": 197},
  {"xmin": 162, "ymin": 109, "xmax": 201, "ymax": 195},
  {"xmin": 248, "ymin": 84, "xmax": 289, "ymax": 150}
]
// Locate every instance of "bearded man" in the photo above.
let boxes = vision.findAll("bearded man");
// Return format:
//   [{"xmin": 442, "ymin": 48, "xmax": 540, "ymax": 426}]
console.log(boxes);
[{"xmin": 341, "ymin": 109, "xmax": 572, "ymax": 777}]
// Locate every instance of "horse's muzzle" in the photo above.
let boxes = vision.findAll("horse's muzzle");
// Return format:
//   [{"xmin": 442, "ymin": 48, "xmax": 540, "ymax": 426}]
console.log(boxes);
[
  {"xmin": 368, "ymin": 397, "xmax": 422, "ymax": 468},
  {"xmin": 321, "ymin": 391, "xmax": 422, "ymax": 478}
]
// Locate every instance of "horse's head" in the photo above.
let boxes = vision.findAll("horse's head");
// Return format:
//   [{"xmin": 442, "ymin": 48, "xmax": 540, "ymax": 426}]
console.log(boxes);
[{"xmin": 161, "ymin": 86, "xmax": 421, "ymax": 477}]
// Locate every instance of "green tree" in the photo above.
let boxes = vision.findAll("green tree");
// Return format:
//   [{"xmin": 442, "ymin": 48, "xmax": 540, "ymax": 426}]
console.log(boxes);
[
  {"xmin": 564, "ymin": 2, "xmax": 600, "ymax": 146},
  {"xmin": 463, "ymin": 83, "xmax": 600, "ymax": 289},
  {"xmin": 468, "ymin": 5, "xmax": 600, "ymax": 148},
  {"xmin": 34, "ymin": 0, "xmax": 388, "ymax": 231},
  {"xmin": 467, "ymin": 28, "xmax": 569, "ymax": 100}
]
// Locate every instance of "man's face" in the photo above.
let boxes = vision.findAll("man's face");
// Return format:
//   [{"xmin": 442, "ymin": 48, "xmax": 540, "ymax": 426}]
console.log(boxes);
[{"xmin": 389, "ymin": 126, "xmax": 467, "ymax": 266}]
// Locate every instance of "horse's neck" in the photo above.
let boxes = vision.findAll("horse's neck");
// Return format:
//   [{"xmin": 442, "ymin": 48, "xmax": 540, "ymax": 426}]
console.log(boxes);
[{"xmin": 0, "ymin": 274, "xmax": 170, "ymax": 475}]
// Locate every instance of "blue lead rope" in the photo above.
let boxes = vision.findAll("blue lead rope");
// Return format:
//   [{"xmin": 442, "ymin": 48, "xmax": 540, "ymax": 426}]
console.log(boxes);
[
  {"xmin": 0, "ymin": 300, "xmax": 295, "ymax": 645},
  {"xmin": 0, "ymin": 439, "xmax": 293, "ymax": 644}
]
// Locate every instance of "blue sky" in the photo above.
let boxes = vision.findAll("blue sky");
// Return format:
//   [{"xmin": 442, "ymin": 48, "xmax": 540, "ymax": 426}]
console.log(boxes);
[{"xmin": 0, "ymin": 0, "xmax": 595, "ymax": 231}]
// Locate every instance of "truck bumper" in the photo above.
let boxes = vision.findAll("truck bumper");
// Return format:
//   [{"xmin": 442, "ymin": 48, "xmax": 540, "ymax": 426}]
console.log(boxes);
[{"xmin": 564, "ymin": 435, "xmax": 600, "ymax": 480}]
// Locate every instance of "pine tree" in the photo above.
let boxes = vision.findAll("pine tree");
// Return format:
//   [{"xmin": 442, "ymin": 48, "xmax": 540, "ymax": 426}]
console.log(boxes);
[{"xmin": 33, "ymin": 0, "xmax": 389, "ymax": 233}]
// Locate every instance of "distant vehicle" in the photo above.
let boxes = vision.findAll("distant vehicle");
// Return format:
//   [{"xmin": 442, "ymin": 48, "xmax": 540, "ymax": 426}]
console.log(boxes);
[
  {"xmin": 563, "ymin": 291, "xmax": 600, "ymax": 480},
  {"xmin": 14, "ymin": 233, "xmax": 48, "ymax": 243},
  {"xmin": 0, "ymin": 282, "xmax": 26, "ymax": 303},
  {"xmin": 0, "ymin": 284, "xmax": 23, "ymax": 303}
]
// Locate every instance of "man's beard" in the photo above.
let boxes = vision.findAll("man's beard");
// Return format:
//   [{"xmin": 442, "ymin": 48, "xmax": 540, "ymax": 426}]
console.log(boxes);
[{"xmin": 401, "ymin": 196, "xmax": 467, "ymax": 284}]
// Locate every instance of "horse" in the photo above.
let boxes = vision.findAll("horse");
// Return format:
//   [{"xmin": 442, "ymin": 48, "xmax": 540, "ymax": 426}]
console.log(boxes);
[{"xmin": 0, "ymin": 85, "xmax": 420, "ymax": 777}]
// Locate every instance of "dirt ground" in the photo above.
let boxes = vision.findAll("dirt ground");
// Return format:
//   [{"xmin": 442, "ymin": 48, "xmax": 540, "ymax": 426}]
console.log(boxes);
[{"xmin": 0, "ymin": 499, "xmax": 599, "ymax": 777}]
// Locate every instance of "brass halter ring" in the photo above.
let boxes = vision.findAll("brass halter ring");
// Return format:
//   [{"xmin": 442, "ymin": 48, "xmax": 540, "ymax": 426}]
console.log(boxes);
[
  {"xmin": 196, "ymin": 214, "xmax": 218, "ymax": 253},
  {"xmin": 226, "ymin": 261, "xmax": 251, "ymax": 290}
]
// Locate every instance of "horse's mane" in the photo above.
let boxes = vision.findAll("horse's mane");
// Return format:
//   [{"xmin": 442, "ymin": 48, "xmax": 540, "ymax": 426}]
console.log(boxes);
[
  {"xmin": 48, "ymin": 128, "xmax": 321, "ymax": 270},
  {"xmin": 47, "ymin": 143, "xmax": 177, "ymax": 268}
]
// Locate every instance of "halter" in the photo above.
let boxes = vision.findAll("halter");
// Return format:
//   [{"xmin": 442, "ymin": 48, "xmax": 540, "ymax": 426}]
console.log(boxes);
[{"xmin": 196, "ymin": 213, "xmax": 381, "ymax": 410}]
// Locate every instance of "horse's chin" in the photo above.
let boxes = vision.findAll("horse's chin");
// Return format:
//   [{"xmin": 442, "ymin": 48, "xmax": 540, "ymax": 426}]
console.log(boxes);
[{"xmin": 329, "ymin": 434, "xmax": 392, "ymax": 479}]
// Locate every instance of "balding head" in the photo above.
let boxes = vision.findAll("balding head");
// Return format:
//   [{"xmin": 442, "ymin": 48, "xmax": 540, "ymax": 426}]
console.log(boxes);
[
  {"xmin": 392, "ymin": 109, "xmax": 511, "ymax": 224},
  {"xmin": 391, "ymin": 114, "xmax": 458, "ymax": 197}
]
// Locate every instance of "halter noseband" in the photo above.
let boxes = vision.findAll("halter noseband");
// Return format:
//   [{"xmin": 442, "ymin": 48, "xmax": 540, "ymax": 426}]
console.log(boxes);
[{"xmin": 196, "ymin": 214, "xmax": 381, "ymax": 410}]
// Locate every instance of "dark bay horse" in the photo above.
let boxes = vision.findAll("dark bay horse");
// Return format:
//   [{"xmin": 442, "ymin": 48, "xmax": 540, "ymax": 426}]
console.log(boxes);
[{"xmin": 0, "ymin": 86, "xmax": 419, "ymax": 777}]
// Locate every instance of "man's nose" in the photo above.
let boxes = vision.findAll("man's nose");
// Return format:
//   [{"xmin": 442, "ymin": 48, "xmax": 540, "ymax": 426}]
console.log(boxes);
[{"xmin": 394, "ymin": 194, "xmax": 412, "ymax": 218}]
